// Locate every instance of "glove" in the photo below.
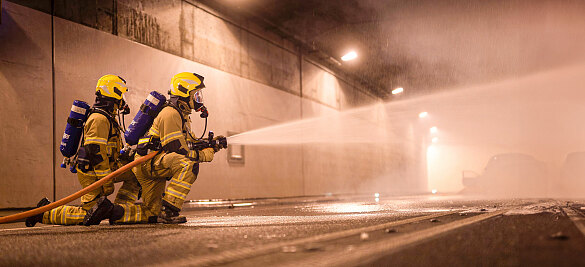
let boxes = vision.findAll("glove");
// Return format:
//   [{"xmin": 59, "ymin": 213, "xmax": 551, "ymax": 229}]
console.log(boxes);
[
  {"xmin": 198, "ymin": 147, "xmax": 215, "ymax": 162},
  {"xmin": 212, "ymin": 135, "xmax": 227, "ymax": 152}
]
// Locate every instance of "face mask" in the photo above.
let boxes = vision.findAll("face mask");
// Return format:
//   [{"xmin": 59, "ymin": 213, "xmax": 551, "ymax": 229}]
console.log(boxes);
[
  {"xmin": 191, "ymin": 90, "xmax": 204, "ymax": 111},
  {"xmin": 120, "ymin": 95, "xmax": 130, "ymax": 115}
]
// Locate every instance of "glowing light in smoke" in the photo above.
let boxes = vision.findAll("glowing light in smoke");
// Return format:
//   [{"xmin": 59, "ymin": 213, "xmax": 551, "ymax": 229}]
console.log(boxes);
[
  {"xmin": 392, "ymin": 87, "xmax": 404, "ymax": 95},
  {"xmin": 341, "ymin": 51, "xmax": 358, "ymax": 61},
  {"xmin": 374, "ymin": 193, "xmax": 380, "ymax": 198},
  {"xmin": 419, "ymin": 112, "xmax": 428, "ymax": 118},
  {"xmin": 427, "ymin": 145, "xmax": 438, "ymax": 156},
  {"xmin": 432, "ymin": 137, "xmax": 439, "ymax": 143},
  {"xmin": 432, "ymin": 189, "xmax": 438, "ymax": 194},
  {"xmin": 430, "ymin": 126, "xmax": 438, "ymax": 134}
]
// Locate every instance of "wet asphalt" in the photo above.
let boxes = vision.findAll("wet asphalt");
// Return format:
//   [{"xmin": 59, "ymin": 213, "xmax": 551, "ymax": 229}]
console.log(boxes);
[{"xmin": 0, "ymin": 195, "xmax": 584, "ymax": 266}]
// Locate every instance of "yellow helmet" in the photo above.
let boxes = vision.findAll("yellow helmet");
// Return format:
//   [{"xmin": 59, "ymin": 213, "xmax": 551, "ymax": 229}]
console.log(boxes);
[
  {"xmin": 96, "ymin": 74, "xmax": 128, "ymax": 100},
  {"xmin": 170, "ymin": 72, "xmax": 205, "ymax": 98}
]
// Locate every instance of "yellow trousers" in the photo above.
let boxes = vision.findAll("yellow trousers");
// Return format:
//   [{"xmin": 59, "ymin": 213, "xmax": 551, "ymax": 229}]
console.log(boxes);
[
  {"xmin": 41, "ymin": 164, "xmax": 140, "ymax": 225},
  {"xmin": 119, "ymin": 152, "xmax": 199, "ymax": 224}
]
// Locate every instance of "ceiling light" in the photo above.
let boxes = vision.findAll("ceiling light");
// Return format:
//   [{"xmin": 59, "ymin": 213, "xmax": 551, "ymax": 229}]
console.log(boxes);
[
  {"xmin": 419, "ymin": 112, "xmax": 428, "ymax": 118},
  {"xmin": 430, "ymin": 126, "xmax": 438, "ymax": 134},
  {"xmin": 341, "ymin": 51, "xmax": 358, "ymax": 61},
  {"xmin": 392, "ymin": 87, "xmax": 404, "ymax": 95}
]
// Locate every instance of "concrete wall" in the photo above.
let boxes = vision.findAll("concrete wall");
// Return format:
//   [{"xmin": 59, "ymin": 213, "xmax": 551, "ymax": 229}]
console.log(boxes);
[
  {"xmin": 0, "ymin": 3, "xmax": 53, "ymax": 208},
  {"xmin": 0, "ymin": 2, "xmax": 427, "ymax": 208}
]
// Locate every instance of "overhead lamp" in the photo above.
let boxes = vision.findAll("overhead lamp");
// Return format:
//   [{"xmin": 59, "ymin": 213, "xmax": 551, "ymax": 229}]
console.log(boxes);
[
  {"xmin": 418, "ymin": 111, "xmax": 428, "ymax": 118},
  {"xmin": 392, "ymin": 87, "xmax": 404, "ymax": 95},
  {"xmin": 341, "ymin": 51, "xmax": 358, "ymax": 61},
  {"xmin": 430, "ymin": 126, "xmax": 438, "ymax": 134}
]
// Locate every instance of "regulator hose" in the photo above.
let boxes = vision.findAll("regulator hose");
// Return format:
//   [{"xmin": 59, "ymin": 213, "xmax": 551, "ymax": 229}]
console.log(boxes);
[{"xmin": 0, "ymin": 151, "xmax": 158, "ymax": 224}]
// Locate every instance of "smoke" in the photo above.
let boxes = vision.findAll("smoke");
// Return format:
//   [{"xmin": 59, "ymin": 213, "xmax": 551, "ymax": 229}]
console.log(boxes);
[
  {"xmin": 301, "ymin": 0, "xmax": 585, "ymax": 94},
  {"xmin": 228, "ymin": 62, "xmax": 585, "ymax": 197},
  {"xmin": 226, "ymin": 0, "xmax": 585, "ymax": 198}
]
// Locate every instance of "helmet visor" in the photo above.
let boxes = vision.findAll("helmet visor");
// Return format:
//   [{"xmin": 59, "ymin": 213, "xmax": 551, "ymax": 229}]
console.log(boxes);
[{"xmin": 193, "ymin": 90, "xmax": 204, "ymax": 104}]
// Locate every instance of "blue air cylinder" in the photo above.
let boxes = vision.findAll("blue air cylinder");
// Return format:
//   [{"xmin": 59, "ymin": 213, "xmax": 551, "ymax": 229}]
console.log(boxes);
[
  {"xmin": 124, "ymin": 91, "xmax": 167, "ymax": 145},
  {"xmin": 60, "ymin": 100, "xmax": 90, "ymax": 158}
]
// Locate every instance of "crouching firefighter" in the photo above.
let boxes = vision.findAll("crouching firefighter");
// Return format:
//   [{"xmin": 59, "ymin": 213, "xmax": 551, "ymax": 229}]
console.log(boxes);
[
  {"xmin": 84, "ymin": 72, "xmax": 225, "ymax": 224},
  {"xmin": 26, "ymin": 75, "xmax": 141, "ymax": 227}
]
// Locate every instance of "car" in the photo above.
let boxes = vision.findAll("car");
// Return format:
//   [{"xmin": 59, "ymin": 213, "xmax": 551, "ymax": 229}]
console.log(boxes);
[{"xmin": 460, "ymin": 153, "xmax": 548, "ymax": 197}]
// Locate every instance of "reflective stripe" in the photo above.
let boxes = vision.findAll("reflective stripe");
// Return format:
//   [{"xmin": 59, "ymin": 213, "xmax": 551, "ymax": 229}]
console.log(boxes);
[
  {"xmin": 71, "ymin": 105, "xmax": 87, "ymax": 115},
  {"xmin": 85, "ymin": 138, "xmax": 107, "ymax": 145},
  {"xmin": 188, "ymin": 150, "xmax": 196, "ymax": 158},
  {"xmin": 124, "ymin": 204, "xmax": 130, "ymax": 222},
  {"xmin": 166, "ymin": 188, "xmax": 187, "ymax": 200},
  {"xmin": 177, "ymin": 162, "xmax": 188, "ymax": 182},
  {"xmin": 138, "ymin": 138, "xmax": 150, "ymax": 145},
  {"xmin": 182, "ymin": 78, "xmax": 200, "ymax": 86},
  {"xmin": 146, "ymin": 94, "xmax": 160, "ymax": 106},
  {"xmin": 161, "ymin": 131, "xmax": 183, "ymax": 144},
  {"xmin": 100, "ymin": 85, "xmax": 111, "ymax": 95},
  {"xmin": 66, "ymin": 212, "xmax": 85, "ymax": 218},
  {"xmin": 135, "ymin": 205, "xmax": 141, "ymax": 222},
  {"xmin": 61, "ymin": 206, "xmax": 67, "ymax": 223},
  {"xmin": 94, "ymin": 169, "xmax": 112, "ymax": 176},
  {"xmin": 171, "ymin": 180, "xmax": 192, "ymax": 190},
  {"xmin": 149, "ymin": 128, "xmax": 160, "ymax": 136},
  {"xmin": 51, "ymin": 208, "xmax": 57, "ymax": 224}
]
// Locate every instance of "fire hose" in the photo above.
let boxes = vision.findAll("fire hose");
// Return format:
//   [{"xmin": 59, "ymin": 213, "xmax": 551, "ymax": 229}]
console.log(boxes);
[{"xmin": 0, "ymin": 151, "xmax": 158, "ymax": 224}]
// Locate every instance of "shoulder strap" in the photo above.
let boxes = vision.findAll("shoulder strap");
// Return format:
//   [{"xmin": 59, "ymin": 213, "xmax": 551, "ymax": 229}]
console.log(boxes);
[
  {"xmin": 164, "ymin": 101, "xmax": 186, "ymax": 129},
  {"xmin": 89, "ymin": 108, "xmax": 119, "ymax": 138}
]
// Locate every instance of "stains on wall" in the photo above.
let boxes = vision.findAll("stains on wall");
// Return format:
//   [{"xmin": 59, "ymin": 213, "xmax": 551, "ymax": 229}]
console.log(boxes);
[
  {"xmin": 54, "ymin": 0, "xmax": 116, "ymax": 34},
  {"xmin": 117, "ymin": 4, "xmax": 163, "ymax": 49},
  {"xmin": 118, "ymin": 0, "xmax": 181, "ymax": 55},
  {"xmin": 7, "ymin": 0, "xmax": 370, "ymax": 107}
]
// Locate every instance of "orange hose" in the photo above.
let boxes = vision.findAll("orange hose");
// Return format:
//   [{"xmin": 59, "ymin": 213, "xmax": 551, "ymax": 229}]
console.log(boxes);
[{"xmin": 0, "ymin": 151, "xmax": 158, "ymax": 224}]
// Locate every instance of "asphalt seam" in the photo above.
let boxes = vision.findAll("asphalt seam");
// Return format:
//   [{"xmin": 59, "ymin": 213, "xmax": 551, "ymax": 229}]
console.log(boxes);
[
  {"xmin": 165, "ymin": 211, "xmax": 459, "ymax": 267},
  {"xmin": 285, "ymin": 209, "xmax": 509, "ymax": 267}
]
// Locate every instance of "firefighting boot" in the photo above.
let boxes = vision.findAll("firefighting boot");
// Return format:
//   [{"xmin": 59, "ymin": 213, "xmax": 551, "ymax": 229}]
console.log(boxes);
[
  {"xmin": 158, "ymin": 201, "xmax": 187, "ymax": 224},
  {"xmin": 108, "ymin": 205, "xmax": 125, "ymax": 225},
  {"xmin": 25, "ymin": 198, "xmax": 51, "ymax": 227},
  {"xmin": 83, "ymin": 196, "xmax": 113, "ymax": 226}
]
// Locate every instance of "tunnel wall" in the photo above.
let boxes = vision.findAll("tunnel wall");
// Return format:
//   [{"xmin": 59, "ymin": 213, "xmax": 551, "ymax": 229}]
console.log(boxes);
[{"xmin": 0, "ymin": 2, "xmax": 427, "ymax": 208}]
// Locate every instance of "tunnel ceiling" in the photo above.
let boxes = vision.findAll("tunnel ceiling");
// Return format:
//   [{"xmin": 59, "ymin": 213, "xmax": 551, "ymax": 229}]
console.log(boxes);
[{"xmin": 202, "ymin": 0, "xmax": 585, "ymax": 99}]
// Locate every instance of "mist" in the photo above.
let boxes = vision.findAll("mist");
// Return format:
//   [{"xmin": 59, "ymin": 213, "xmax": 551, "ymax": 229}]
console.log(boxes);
[
  {"xmin": 228, "ymin": 62, "xmax": 585, "ymax": 197},
  {"xmin": 223, "ymin": 0, "xmax": 585, "ymax": 198}
]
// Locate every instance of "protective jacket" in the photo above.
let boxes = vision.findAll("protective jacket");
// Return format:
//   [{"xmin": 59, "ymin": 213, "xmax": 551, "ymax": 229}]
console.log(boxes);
[
  {"xmin": 40, "ymin": 108, "xmax": 140, "ymax": 226},
  {"xmin": 77, "ymin": 109, "xmax": 122, "ymax": 177},
  {"xmin": 137, "ymin": 105, "xmax": 213, "ymax": 162},
  {"xmin": 128, "ymin": 103, "xmax": 215, "ymax": 224}
]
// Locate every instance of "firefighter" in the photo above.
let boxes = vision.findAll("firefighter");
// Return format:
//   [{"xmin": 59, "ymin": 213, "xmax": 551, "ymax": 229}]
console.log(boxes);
[
  {"xmin": 26, "ymin": 75, "xmax": 141, "ymax": 227},
  {"xmin": 84, "ymin": 72, "xmax": 220, "ymax": 225}
]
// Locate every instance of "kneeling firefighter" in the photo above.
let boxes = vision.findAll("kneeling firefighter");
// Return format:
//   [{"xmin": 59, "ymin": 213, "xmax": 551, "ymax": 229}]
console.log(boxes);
[
  {"xmin": 26, "ymin": 75, "xmax": 141, "ymax": 227},
  {"xmin": 84, "ymin": 72, "xmax": 225, "ymax": 224}
]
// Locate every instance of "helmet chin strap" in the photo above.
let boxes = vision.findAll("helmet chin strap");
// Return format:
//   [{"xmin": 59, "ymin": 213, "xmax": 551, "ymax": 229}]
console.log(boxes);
[{"xmin": 94, "ymin": 94, "xmax": 119, "ymax": 115}]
